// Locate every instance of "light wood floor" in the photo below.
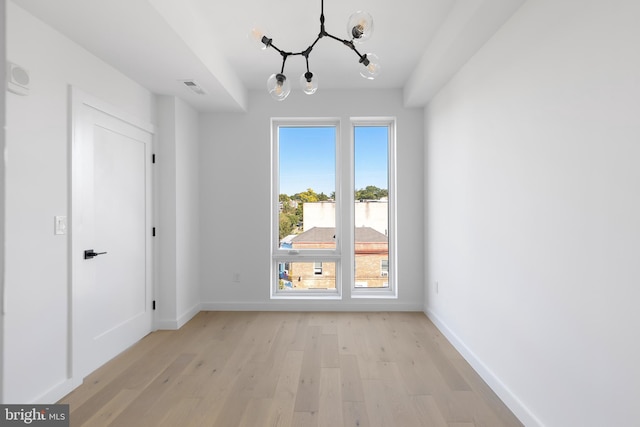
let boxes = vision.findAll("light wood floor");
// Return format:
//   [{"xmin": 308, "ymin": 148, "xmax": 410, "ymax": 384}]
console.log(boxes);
[{"xmin": 59, "ymin": 311, "xmax": 523, "ymax": 427}]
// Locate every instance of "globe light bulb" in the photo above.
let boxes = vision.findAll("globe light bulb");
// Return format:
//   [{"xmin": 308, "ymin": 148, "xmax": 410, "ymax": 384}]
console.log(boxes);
[
  {"xmin": 267, "ymin": 73, "xmax": 291, "ymax": 101},
  {"xmin": 249, "ymin": 27, "xmax": 271, "ymax": 50},
  {"xmin": 300, "ymin": 72, "xmax": 318, "ymax": 95},
  {"xmin": 347, "ymin": 11, "xmax": 374, "ymax": 43},
  {"xmin": 359, "ymin": 53, "xmax": 380, "ymax": 80}
]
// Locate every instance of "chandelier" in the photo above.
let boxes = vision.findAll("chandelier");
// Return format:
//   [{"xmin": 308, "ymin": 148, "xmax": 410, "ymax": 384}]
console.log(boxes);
[{"xmin": 250, "ymin": 0, "xmax": 380, "ymax": 101}]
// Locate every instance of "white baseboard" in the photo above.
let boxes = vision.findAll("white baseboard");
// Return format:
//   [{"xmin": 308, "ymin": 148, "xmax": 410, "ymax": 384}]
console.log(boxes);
[
  {"xmin": 200, "ymin": 301, "xmax": 424, "ymax": 312},
  {"xmin": 177, "ymin": 303, "xmax": 201, "ymax": 328},
  {"xmin": 424, "ymin": 306, "xmax": 543, "ymax": 427},
  {"xmin": 155, "ymin": 303, "xmax": 201, "ymax": 330},
  {"xmin": 32, "ymin": 377, "xmax": 79, "ymax": 404}
]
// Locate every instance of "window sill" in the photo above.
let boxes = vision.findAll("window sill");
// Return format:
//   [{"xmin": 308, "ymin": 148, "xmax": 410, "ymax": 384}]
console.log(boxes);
[{"xmin": 271, "ymin": 290, "xmax": 342, "ymax": 300}]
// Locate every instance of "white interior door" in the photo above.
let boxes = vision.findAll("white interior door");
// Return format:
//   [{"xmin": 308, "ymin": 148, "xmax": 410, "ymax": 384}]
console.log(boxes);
[{"xmin": 71, "ymin": 89, "xmax": 154, "ymax": 380}]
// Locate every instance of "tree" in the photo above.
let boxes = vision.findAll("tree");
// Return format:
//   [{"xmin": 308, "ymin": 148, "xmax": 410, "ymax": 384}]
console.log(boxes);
[
  {"xmin": 294, "ymin": 188, "xmax": 320, "ymax": 203},
  {"xmin": 279, "ymin": 194, "xmax": 296, "ymax": 214},
  {"xmin": 355, "ymin": 185, "xmax": 388, "ymax": 200},
  {"xmin": 279, "ymin": 213, "xmax": 297, "ymax": 239}
]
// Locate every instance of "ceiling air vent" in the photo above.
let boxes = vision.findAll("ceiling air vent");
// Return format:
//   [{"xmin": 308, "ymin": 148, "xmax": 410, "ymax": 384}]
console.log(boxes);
[{"xmin": 180, "ymin": 80, "xmax": 207, "ymax": 95}]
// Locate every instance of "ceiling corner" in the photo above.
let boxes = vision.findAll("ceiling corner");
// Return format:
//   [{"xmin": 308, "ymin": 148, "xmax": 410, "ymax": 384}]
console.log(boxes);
[
  {"xmin": 148, "ymin": 0, "xmax": 248, "ymax": 111},
  {"xmin": 404, "ymin": 0, "xmax": 526, "ymax": 108}
]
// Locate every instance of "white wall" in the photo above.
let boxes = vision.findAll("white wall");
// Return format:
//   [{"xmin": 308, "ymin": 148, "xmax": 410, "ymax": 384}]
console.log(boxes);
[
  {"xmin": 174, "ymin": 98, "xmax": 200, "ymax": 323},
  {"xmin": 200, "ymin": 89, "xmax": 424, "ymax": 310},
  {"xmin": 424, "ymin": 0, "xmax": 640, "ymax": 425},
  {"xmin": 156, "ymin": 96, "xmax": 178, "ymax": 326},
  {"xmin": 4, "ymin": 3, "xmax": 155, "ymax": 403},
  {"xmin": 0, "ymin": 0, "xmax": 6, "ymax": 404},
  {"xmin": 156, "ymin": 96, "xmax": 200, "ymax": 329}
]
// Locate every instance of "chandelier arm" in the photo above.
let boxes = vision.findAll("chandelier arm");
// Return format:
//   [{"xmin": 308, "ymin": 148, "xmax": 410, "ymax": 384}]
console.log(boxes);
[
  {"xmin": 323, "ymin": 32, "xmax": 367, "ymax": 62},
  {"xmin": 280, "ymin": 54, "xmax": 289, "ymax": 74},
  {"xmin": 267, "ymin": 41, "xmax": 286, "ymax": 56},
  {"xmin": 324, "ymin": 31, "xmax": 353, "ymax": 46},
  {"xmin": 350, "ymin": 44, "xmax": 366, "ymax": 60},
  {"xmin": 309, "ymin": 34, "xmax": 323, "ymax": 51}
]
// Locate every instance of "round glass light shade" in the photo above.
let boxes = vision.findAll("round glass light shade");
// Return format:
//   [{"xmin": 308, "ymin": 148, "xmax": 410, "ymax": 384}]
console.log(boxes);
[
  {"xmin": 347, "ymin": 11, "xmax": 374, "ymax": 43},
  {"xmin": 267, "ymin": 73, "xmax": 291, "ymax": 101},
  {"xmin": 248, "ymin": 27, "xmax": 270, "ymax": 50},
  {"xmin": 300, "ymin": 73, "xmax": 318, "ymax": 95},
  {"xmin": 360, "ymin": 53, "xmax": 381, "ymax": 80}
]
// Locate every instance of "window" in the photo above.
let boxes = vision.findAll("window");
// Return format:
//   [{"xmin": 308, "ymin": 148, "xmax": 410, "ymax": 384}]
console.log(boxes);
[
  {"xmin": 271, "ymin": 118, "xmax": 396, "ymax": 298},
  {"xmin": 352, "ymin": 122, "xmax": 395, "ymax": 296}
]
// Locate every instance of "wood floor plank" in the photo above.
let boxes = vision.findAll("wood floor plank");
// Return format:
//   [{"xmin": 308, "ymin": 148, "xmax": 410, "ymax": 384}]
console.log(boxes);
[
  {"xmin": 339, "ymin": 354, "xmax": 365, "ymax": 402},
  {"xmin": 412, "ymin": 395, "xmax": 449, "ymax": 427},
  {"xmin": 291, "ymin": 411, "xmax": 318, "ymax": 427},
  {"xmin": 157, "ymin": 397, "xmax": 200, "ymax": 427},
  {"xmin": 318, "ymin": 368, "xmax": 344, "ymax": 426},
  {"xmin": 452, "ymin": 358, "xmax": 524, "ymax": 427},
  {"xmin": 352, "ymin": 319, "xmax": 381, "ymax": 381},
  {"xmin": 375, "ymin": 361, "xmax": 425, "ymax": 426},
  {"xmin": 342, "ymin": 401, "xmax": 370, "ymax": 427},
  {"xmin": 66, "ymin": 339, "xmax": 197, "ymax": 425},
  {"xmin": 293, "ymin": 325, "xmax": 322, "ymax": 412},
  {"xmin": 107, "ymin": 352, "xmax": 195, "ymax": 426},
  {"xmin": 62, "ymin": 330, "xmax": 170, "ymax": 410},
  {"xmin": 266, "ymin": 350, "xmax": 304, "ymax": 427},
  {"xmin": 76, "ymin": 388, "xmax": 139, "ymax": 427},
  {"xmin": 396, "ymin": 353, "xmax": 448, "ymax": 396},
  {"xmin": 289, "ymin": 313, "xmax": 310, "ymax": 351},
  {"xmin": 337, "ymin": 315, "xmax": 357, "ymax": 355},
  {"xmin": 238, "ymin": 398, "xmax": 275, "ymax": 427},
  {"xmin": 319, "ymin": 333, "xmax": 340, "ymax": 368},
  {"xmin": 434, "ymin": 390, "xmax": 481, "ymax": 425},
  {"xmin": 361, "ymin": 378, "xmax": 395, "ymax": 427},
  {"xmin": 58, "ymin": 312, "xmax": 522, "ymax": 427},
  {"xmin": 418, "ymin": 332, "xmax": 472, "ymax": 392}
]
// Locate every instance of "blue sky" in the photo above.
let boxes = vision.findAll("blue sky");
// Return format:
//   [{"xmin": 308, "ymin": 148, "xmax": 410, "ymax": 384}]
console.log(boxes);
[{"xmin": 279, "ymin": 126, "xmax": 388, "ymax": 196}]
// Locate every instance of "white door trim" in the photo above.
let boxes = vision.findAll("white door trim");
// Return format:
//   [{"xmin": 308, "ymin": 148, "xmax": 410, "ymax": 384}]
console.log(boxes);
[{"xmin": 69, "ymin": 86, "xmax": 155, "ymax": 385}]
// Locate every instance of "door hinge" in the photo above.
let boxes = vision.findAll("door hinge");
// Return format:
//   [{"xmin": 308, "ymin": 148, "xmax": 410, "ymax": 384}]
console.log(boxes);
[
  {"xmin": 152, "ymin": 227, "xmax": 156, "ymax": 237},
  {"xmin": 152, "ymin": 153, "xmax": 156, "ymax": 164},
  {"xmin": 152, "ymin": 300, "xmax": 156, "ymax": 310}
]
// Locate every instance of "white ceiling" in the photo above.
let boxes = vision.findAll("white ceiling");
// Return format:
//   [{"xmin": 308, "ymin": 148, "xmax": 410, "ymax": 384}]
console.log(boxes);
[{"xmin": 11, "ymin": 0, "xmax": 525, "ymax": 112}]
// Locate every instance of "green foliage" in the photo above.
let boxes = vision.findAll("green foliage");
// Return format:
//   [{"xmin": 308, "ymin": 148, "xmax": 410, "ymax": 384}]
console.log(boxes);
[
  {"xmin": 279, "ymin": 194, "xmax": 297, "ymax": 215},
  {"xmin": 294, "ymin": 188, "xmax": 320, "ymax": 203},
  {"xmin": 355, "ymin": 185, "xmax": 388, "ymax": 201},
  {"xmin": 279, "ymin": 213, "xmax": 298, "ymax": 239}
]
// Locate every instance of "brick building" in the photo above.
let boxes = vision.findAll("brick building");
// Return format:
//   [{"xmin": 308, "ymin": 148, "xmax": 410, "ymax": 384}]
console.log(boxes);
[{"xmin": 281, "ymin": 226, "xmax": 388, "ymax": 289}]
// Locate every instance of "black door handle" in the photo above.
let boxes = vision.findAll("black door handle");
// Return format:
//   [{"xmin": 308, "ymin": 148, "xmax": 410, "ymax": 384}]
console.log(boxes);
[{"xmin": 84, "ymin": 249, "xmax": 107, "ymax": 260}]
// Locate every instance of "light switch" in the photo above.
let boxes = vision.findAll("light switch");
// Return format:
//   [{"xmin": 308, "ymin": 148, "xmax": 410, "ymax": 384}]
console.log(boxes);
[{"xmin": 54, "ymin": 216, "xmax": 67, "ymax": 235}]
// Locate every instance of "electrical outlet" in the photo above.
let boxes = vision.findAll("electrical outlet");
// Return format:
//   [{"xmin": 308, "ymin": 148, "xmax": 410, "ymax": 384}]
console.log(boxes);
[{"xmin": 233, "ymin": 273, "xmax": 240, "ymax": 283}]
